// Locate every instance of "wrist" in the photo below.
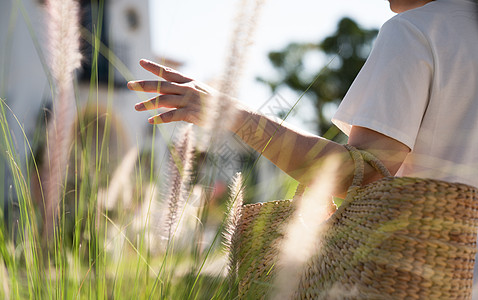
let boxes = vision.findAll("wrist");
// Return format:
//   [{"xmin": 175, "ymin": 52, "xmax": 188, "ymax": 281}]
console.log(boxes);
[{"xmin": 225, "ymin": 99, "xmax": 253, "ymax": 132}]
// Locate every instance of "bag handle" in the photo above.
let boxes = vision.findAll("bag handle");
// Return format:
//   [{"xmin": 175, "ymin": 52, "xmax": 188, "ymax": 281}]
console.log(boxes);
[{"xmin": 344, "ymin": 144, "xmax": 392, "ymax": 187}]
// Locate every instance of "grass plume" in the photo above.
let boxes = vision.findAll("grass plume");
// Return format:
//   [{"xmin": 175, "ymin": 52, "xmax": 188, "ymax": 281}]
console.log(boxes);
[
  {"xmin": 205, "ymin": 0, "xmax": 266, "ymax": 136},
  {"xmin": 42, "ymin": 0, "xmax": 82, "ymax": 240},
  {"xmin": 223, "ymin": 172, "xmax": 244, "ymax": 289},
  {"xmin": 163, "ymin": 124, "xmax": 195, "ymax": 240}
]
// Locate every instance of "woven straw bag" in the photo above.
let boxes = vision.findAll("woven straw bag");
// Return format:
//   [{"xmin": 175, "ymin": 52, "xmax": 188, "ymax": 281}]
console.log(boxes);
[{"xmin": 232, "ymin": 145, "xmax": 478, "ymax": 299}]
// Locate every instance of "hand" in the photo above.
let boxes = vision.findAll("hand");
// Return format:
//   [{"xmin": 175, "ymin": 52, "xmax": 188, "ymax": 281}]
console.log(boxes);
[{"xmin": 128, "ymin": 59, "xmax": 217, "ymax": 126}]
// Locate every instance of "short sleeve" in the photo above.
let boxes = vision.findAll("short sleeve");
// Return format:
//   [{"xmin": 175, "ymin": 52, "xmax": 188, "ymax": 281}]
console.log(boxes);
[{"xmin": 332, "ymin": 16, "xmax": 433, "ymax": 150}]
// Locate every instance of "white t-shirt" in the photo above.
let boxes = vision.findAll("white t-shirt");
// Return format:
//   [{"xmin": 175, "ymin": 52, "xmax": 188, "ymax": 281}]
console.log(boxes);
[{"xmin": 332, "ymin": 0, "xmax": 478, "ymax": 188}]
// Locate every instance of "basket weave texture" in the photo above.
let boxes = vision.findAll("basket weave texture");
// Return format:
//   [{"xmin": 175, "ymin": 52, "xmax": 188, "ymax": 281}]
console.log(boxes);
[
  {"xmin": 236, "ymin": 200, "xmax": 296, "ymax": 299},
  {"xmin": 233, "ymin": 145, "xmax": 478, "ymax": 299}
]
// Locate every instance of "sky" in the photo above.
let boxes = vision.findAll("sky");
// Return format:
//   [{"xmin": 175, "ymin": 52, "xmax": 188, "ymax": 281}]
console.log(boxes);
[{"xmin": 149, "ymin": 0, "xmax": 395, "ymax": 132}]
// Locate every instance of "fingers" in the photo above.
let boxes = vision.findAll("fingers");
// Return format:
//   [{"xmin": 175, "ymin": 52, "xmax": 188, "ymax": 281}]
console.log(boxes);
[
  {"xmin": 139, "ymin": 59, "xmax": 192, "ymax": 83},
  {"xmin": 148, "ymin": 109, "xmax": 192, "ymax": 124},
  {"xmin": 127, "ymin": 80, "xmax": 185, "ymax": 94},
  {"xmin": 130, "ymin": 59, "xmax": 211, "ymax": 126},
  {"xmin": 135, "ymin": 95, "xmax": 185, "ymax": 111}
]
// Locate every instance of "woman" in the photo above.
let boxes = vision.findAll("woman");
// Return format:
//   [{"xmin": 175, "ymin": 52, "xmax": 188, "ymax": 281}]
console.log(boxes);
[{"xmin": 129, "ymin": 0, "xmax": 478, "ymax": 286}]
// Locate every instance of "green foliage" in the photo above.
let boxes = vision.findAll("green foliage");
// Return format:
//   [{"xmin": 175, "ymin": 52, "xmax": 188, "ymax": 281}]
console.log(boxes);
[{"xmin": 260, "ymin": 17, "xmax": 378, "ymax": 136}]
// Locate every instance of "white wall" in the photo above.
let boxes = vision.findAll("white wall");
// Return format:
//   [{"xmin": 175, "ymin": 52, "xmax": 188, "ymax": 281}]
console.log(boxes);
[{"xmin": 0, "ymin": 0, "xmax": 49, "ymax": 159}]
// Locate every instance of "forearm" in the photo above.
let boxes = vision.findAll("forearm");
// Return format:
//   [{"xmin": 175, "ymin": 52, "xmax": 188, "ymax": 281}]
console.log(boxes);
[{"xmin": 230, "ymin": 106, "xmax": 355, "ymax": 194}]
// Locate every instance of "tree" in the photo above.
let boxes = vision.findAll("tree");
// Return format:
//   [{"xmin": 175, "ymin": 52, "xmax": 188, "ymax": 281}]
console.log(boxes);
[{"xmin": 259, "ymin": 17, "xmax": 378, "ymax": 138}]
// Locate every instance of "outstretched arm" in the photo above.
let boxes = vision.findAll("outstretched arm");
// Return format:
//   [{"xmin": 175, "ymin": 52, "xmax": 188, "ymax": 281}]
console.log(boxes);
[{"xmin": 128, "ymin": 59, "xmax": 409, "ymax": 196}]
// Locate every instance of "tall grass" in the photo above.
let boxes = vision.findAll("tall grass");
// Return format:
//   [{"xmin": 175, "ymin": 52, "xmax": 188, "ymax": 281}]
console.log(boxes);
[
  {"xmin": 223, "ymin": 172, "xmax": 244, "ymax": 294},
  {"xmin": 43, "ymin": 0, "xmax": 82, "ymax": 241}
]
